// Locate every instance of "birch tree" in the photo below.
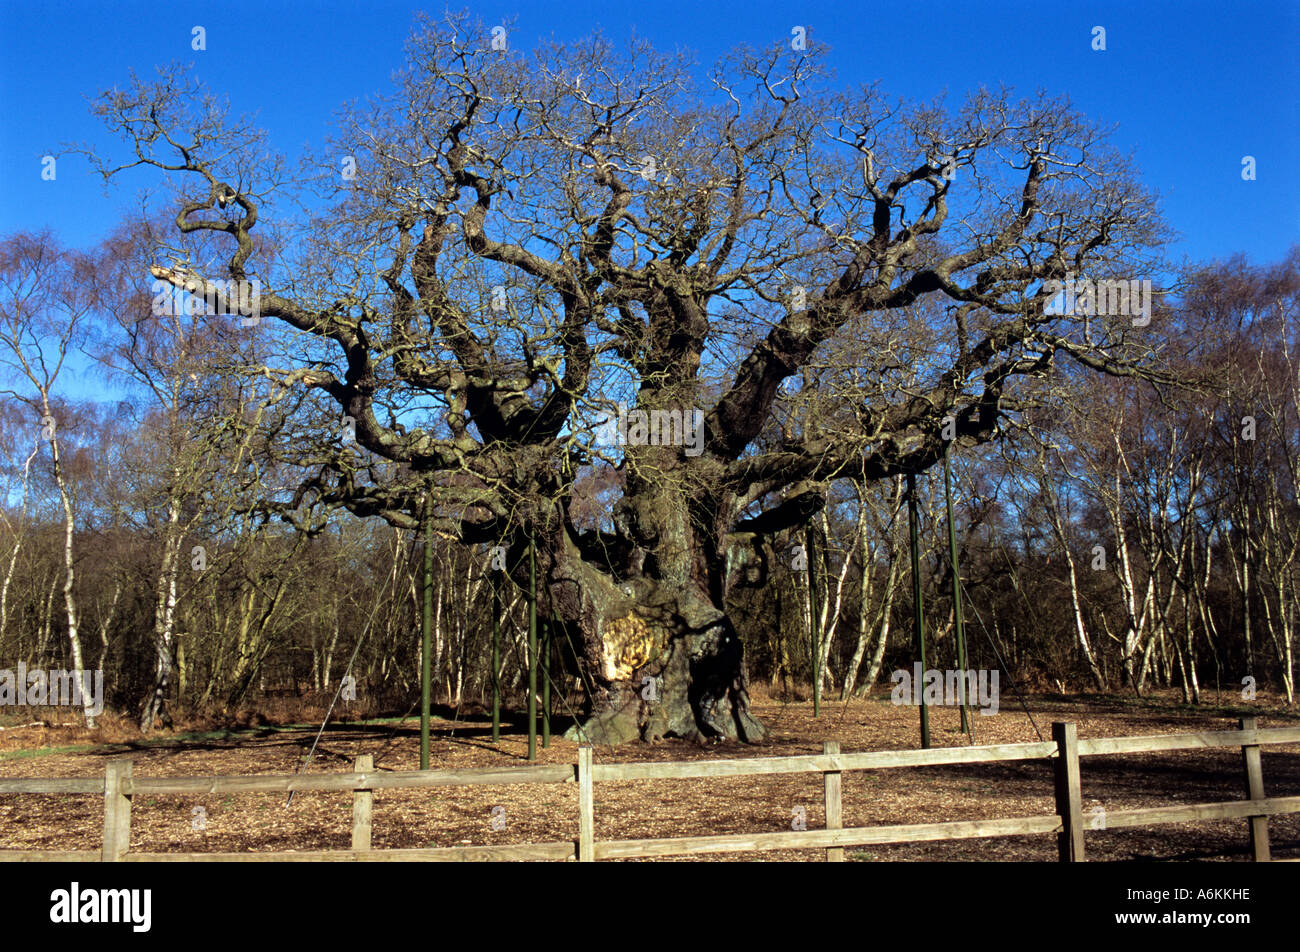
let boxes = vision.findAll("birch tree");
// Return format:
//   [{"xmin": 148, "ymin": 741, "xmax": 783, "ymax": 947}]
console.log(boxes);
[{"xmin": 0, "ymin": 232, "xmax": 99, "ymax": 726}]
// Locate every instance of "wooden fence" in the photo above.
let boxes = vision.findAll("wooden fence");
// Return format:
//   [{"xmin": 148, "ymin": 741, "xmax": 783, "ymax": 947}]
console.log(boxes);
[{"xmin": 1, "ymin": 717, "xmax": 1297, "ymax": 862}]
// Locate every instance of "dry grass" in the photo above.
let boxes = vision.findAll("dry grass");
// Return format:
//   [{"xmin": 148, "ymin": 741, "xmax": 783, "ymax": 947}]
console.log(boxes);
[{"xmin": 1, "ymin": 689, "xmax": 1298, "ymax": 862}]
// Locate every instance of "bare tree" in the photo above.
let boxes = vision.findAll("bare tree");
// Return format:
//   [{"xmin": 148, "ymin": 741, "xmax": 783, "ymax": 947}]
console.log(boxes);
[
  {"xmin": 0, "ymin": 232, "xmax": 99, "ymax": 726},
  {"xmin": 90, "ymin": 17, "xmax": 1171, "ymax": 742}
]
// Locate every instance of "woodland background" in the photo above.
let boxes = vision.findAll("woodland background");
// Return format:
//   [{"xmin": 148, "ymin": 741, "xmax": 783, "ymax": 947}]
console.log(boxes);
[{"xmin": 2, "ymin": 239, "xmax": 1296, "ymax": 726}]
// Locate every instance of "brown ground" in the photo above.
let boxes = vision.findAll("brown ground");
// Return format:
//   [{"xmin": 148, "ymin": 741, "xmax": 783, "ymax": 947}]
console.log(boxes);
[{"xmin": 2, "ymin": 688, "xmax": 1297, "ymax": 861}]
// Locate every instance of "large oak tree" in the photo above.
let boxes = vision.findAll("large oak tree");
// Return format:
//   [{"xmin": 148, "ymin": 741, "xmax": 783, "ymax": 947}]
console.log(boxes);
[{"xmin": 90, "ymin": 15, "xmax": 1169, "ymax": 742}]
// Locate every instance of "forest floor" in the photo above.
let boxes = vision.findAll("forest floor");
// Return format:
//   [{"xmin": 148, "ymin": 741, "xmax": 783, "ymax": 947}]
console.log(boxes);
[{"xmin": 2, "ymin": 688, "xmax": 1298, "ymax": 861}]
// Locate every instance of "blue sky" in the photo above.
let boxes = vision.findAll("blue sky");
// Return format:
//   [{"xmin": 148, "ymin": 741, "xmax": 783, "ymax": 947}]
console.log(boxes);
[
  {"xmin": 0, "ymin": 0, "xmax": 1296, "ymax": 409},
  {"xmin": 2, "ymin": 0, "xmax": 1296, "ymax": 268}
]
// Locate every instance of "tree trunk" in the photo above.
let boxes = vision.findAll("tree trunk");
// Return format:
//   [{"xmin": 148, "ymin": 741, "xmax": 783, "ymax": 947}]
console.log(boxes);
[
  {"xmin": 815, "ymin": 512, "xmax": 850, "ymax": 697},
  {"xmin": 0, "ymin": 440, "xmax": 39, "ymax": 658},
  {"xmin": 1178, "ymin": 583, "xmax": 1201, "ymax": 703},
  {"xmin": 141, "ymin": 500, "xmax": 183, "ymax": 731},
  {"xmin": 1039, "ymin": 450, "xmax": 1106, "ymax": 691},
  {"xmin": 841, "ymin": 492, "xmax": 874, "ymax": 698},
  {"xmin": 322, "ymin": 614, "xmax": 340, "ymax": 691},
  {"xmin": 551, "ymin": 493, "xmax": 766, "ymax": 745},
  {"xmin": 37, "ymin": 569, "xmax": 57, "ymax": 665},
  {"xmin": 47, "ymin": 421, "xmax": 95, "ymax": 728}
]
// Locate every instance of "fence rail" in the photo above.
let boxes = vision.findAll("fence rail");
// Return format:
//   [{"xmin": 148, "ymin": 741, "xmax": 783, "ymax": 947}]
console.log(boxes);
[{"xmin": 1, "ymin": 717, "xmax": 1296, "ymax": 862}]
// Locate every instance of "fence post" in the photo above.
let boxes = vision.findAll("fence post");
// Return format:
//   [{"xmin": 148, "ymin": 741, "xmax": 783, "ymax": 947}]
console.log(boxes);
[
  {"xmin": 577, "ymin": 745, "xmax": 594, "ymax": 862},
  {"xmin": 823, "ymin": 741, "xmax": 844, "ymax": 862},
  {"xmin": 1053, "ymin": 722, "xmax": 1084, "ymax": 862},
  {"xmin": 1239, "ymin": 717, "xmax": 1270, "ymax": 861},
  {"xmin": 101, "ymin": 759, "xmax": 132, "ymax": 862},
  {"xmin": 352, "ymin": 754, "xmax": 374, "ymax": 851}
]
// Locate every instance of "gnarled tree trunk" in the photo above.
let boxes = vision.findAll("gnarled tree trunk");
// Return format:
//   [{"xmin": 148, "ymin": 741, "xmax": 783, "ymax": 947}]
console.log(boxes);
[{"xmin": 549, "ymin": 476, "xmax": 765, "ymax": 745}]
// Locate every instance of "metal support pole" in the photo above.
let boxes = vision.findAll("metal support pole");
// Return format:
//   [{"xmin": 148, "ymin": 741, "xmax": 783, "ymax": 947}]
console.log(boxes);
[
  {"xmin": 944, "ymin": 445, "xmax": 971, "ymax": 737},
  {"xmin": 806, "ymin": 523, "xmax": 821, "ymax": 717},
  {"xmin": 420, "ymin": 495, "xmax": 433, "ymax": 770},
  {"xmin": 527, "ymin": 534, "xmax": 538, "ymax": 761},
  {"xmin": 907, "ymin": 472, "xmax": 930, "ymax": 749},
  {"xmin": 542, "ymin": 618, "xmax": 551, "ymax": 747},
  {"xmin": 491, "ymin": 565, "xmax": 501, "ymax": 743}
]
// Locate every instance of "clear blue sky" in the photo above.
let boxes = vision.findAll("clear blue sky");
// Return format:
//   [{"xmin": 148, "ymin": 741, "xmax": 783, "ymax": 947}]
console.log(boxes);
[{"xmin": 1, "ymin": 0, "xmax": 1296, "ymax": 278}]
